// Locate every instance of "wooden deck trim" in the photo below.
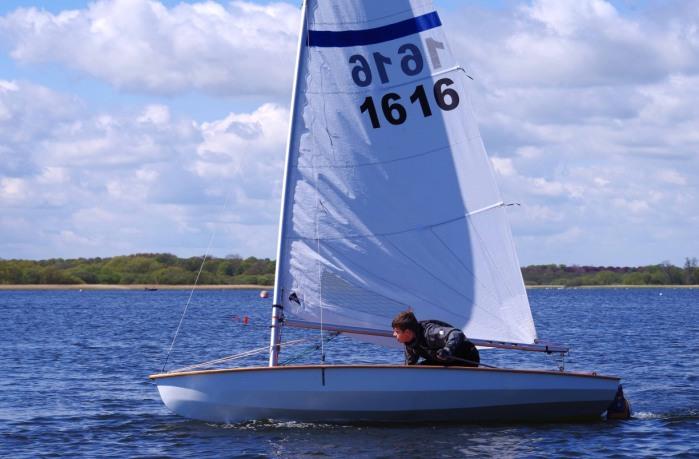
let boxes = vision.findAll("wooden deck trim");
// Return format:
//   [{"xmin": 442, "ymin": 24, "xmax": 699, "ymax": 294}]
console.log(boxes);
[{"xmin": 149, "ymin": 364, "xmax": 619, "ymax": 381}]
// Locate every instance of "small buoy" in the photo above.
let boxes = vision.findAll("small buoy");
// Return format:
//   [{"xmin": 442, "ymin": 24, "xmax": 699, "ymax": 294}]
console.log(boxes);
[
  {"xmin": 606, "ymin": 385, "xmax": 631, "ymax": 420},
  {"xmin": 260, "ymin": 290, "xmax": 269, "ymax": 299},
  {"xmin": 659, "ymin": 292, "xmax": 663, "ymax": 296},
  {"xmin": 242, "ymin": 316, "xmax": 249, "ymax": 325}
]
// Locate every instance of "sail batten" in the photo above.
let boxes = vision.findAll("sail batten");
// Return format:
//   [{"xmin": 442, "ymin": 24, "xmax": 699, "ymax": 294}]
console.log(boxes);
[
  {"xmin": 276, "ymin": 0, "xmax": 537, "ymax": 347},
  {"xmin": 283, "ymin": 201, "xmax": 504, "ymax": 242}
]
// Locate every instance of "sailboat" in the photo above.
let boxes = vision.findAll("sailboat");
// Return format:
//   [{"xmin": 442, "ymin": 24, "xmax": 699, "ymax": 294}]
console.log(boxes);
[{"xmin": 150, "ymin": 0, "xmax": 623, "ymax": 423}]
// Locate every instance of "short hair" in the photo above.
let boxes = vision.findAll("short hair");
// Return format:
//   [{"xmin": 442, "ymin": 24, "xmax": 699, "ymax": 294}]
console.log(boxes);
[{"xmin": 392, "ymin": 310, "xmax": 418, "ymax": 332}]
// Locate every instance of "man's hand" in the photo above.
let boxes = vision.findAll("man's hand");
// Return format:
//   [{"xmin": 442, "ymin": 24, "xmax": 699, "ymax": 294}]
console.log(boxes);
[{"xmin": 436, "ymin": 348, "xmax": 451, "ymax": 361}]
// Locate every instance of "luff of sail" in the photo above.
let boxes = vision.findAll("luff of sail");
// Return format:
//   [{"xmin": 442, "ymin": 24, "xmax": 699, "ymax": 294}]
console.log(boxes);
[{"xmin": 275, "ymin": 0, "xmax": 536, "ymax": 345}]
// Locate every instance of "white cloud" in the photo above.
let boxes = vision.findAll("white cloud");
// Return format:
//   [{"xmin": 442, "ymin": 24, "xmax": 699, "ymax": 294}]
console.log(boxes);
[
  {"xmin": 0, "ymin": 80, "xmax": 19, "ymax": 92},
  {"xmin": 527, "ymin": 177, "xmax": 583, "ymax": 198},
  {"xmin": 526, "ymin": 0, "xmax": 619, "ymax": 36},
  {"xmin": 612, "ymin": 197, "xmax": 650, "ymax": 214},
  {"xmin": 490, "ymin": 157, "xmax": 516, "ymax": 177},
  {"xmin": 138, "ymin": 105, "xmax": 171, "ymax": 126},
  {"xmin": 457, "ymin": 0, "xmax": 699, "ymax": 88},
  {"xmin": 1, "ymin": 0, "xmax": 698, "ymax": 266},
  {"xmin": 549, "ymin": 225, "xmax": 583, "ymax": 244},
  {"xmin": 196, "ymin": 103, "xmax": 288, "ymax": 180},
  {"xmin": 0, "ymin": 0, "xmax": 299, "ymax": 96},
  {"xmin": 37, "ymin": 167, "xmax": 70, "ymax": 185},
  {"xmin": 0, "ymin": 80, "xmax": 285, "ymax": 259},
  {"xmin": 593, "ymin": 177, "xmax": 610, "ymax": 187},
  {"xmin": 0, "ymin": 177, "xmax": 29, "ymax": 204},
  {"xmin": 56, "ymin": 229, "xmax": 99, "ymax": 247},
  {"xmin": 657, "ymin": 169, "xmax": 687, "ymax": 186},
  {"xmin": 444, "ymin": 0, "xmax": 699, "ymax": 264}
]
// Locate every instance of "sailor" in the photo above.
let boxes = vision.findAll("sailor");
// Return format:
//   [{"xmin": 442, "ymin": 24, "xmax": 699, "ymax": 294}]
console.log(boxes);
[{"xmin": 391, "ymin": 310, "xmax": 480, "ymax": 367}]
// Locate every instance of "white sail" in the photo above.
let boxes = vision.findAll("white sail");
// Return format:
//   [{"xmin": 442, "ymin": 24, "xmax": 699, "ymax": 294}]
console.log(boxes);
[{"xmin": 275, "ymin": 0, "xmax": 536, "ymax": 345}]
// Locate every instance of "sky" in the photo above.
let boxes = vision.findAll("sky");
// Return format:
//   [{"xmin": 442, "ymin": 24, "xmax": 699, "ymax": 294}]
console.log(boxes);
[{"xmin": 0, "ymin": 0, "xmax": 697, "ymax": 267}]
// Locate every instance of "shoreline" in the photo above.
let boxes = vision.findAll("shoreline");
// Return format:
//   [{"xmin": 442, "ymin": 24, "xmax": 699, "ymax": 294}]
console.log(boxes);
[
  {"xmin": 0, "ymin": 284, "xmax": 273, "ymax": 291},
  {"xmin": 525, "ymin": 284, "xmax": 699, "ymax": 289},
  {"xmin": 1, "ymin": 284, "xmax": 697, "ymax": 291}
]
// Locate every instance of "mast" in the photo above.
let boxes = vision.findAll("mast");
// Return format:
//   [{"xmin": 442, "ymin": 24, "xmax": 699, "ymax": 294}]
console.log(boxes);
[{"xmin": 269, "ymin": 0, "xmax": 309, "ymax": 367}]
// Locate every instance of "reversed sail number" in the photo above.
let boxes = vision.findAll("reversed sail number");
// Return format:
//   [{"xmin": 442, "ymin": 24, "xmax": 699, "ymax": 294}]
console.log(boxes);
[
  {"xmin": 349, "ymin": 39, "xmax": 446, "ymax": 87},
  {"xmin": 360, "ymin": 78, "xmax": 459, "ymax": 129}
]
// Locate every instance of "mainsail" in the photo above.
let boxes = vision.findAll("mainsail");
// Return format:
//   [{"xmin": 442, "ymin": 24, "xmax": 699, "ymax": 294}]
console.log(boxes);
[{"xmin": 274, "ymin": 0, "xmax": 536, "ymax": 345}]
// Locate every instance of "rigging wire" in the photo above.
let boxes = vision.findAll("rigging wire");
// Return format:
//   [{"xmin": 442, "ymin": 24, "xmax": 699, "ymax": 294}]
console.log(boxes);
[
  {"xmin": 281, "ymin": 332, "xmax": 340, "ymax": 365},
  {"xmin": 171, "ymin": 338, "xmax": 313, "ymax": 373},
  {"xmin": 161, "ymin": 193, "xmax": 231, "ymax": 373}
]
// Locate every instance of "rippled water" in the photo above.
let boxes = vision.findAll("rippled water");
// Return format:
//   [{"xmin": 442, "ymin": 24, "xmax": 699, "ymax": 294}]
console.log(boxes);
[{"xmin": 1, "ymin": 288, "xmax": 697, "ymax": 457}]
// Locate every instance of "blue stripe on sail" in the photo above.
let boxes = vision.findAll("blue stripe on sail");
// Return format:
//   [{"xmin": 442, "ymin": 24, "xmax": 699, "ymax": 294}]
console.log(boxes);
[{"xmin": 307, "ymin": 12, "xmax": 441, "ymax": 47}]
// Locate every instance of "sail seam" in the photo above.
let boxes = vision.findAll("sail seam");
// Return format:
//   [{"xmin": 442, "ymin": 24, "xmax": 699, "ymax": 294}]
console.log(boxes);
[
  {"xmin": 286, "ymin": 201, "xmax": 505, "ymax": 242},
  {"xmin": 466, "ymin": 216, "xmax": 513, "ymax": 302},
  {"xmin": 302, "ymin": 301, "xmax": 402, "ymax": 328},
  {"xmin": 465, "ymin": 215, "xmax": 534, "ymax": 338},
  {"xmin": 382, "ymin": 236, "xmax": 512, "ymax": 326},
  {"xmin": 294, "ymin": 137, "xmax": 471, "ymax": 169},
  {"xmin": 317, "ymin": 268, "xmax": 411, "ymax": 318},
  {"xmin": 309, "ymin": 6, "xmax": 432, "ymax": 27},
  {"xmin": 429, "ymin": 227, "xmax": 503, "ymax": 307},
  {"xmin": 465, "ymin": 212, "xmax": 536, "ymax": 341},
  {"xmin": 318, "ymin": 247, "xmax": 461, "ymax": 319},
  {"xmin": 381, "ymin": 236, "xmax": 476, "ymax": 312},
  {"xmin": 303, "ymin": 65, "xmax": 462, "ymax": 95}
]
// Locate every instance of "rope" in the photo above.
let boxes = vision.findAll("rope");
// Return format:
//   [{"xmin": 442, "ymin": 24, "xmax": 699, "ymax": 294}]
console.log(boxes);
[{"xmin": 446, "ymin": 355, "xmax": 498, "ymax": 369}]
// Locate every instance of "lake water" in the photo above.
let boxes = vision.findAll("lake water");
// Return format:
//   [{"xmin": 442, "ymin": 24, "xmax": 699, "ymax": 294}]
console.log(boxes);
[{"xmin": 1, "ymin": 288, "xmax": 697, "ymax": 457}]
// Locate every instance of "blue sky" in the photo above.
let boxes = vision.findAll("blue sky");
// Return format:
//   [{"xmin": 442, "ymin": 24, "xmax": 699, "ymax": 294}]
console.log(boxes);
[{"xmin": 1, "ymin": 0, "xmax": 698, "ymax": 266}]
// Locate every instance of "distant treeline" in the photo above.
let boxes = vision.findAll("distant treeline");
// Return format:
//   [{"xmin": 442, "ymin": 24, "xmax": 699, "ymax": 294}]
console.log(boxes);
[
  {"xmin": 0, "ymin": 254, "xmax": 275, "ymax": 286},
  {"xmin": 522, "ymin": 259, "xmax": 699, "ymax": 286},
  {"xmin": 1, "ymin": 254, "xmax": 698, "ymax": 286}
]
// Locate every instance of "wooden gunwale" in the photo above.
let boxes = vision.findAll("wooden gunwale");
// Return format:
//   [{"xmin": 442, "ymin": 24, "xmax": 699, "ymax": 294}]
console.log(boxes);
[{"xmin": 149, "ymin": 364, "xmax": 619, "ymax": 381}]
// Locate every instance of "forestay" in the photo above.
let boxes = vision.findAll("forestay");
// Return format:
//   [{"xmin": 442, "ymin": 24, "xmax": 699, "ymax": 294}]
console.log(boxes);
[{"xmin": 274, "ymin": 0, "xmax": 536, "ymax": 346}]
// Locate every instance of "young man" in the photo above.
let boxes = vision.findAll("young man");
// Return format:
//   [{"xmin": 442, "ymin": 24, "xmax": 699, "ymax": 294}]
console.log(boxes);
[{"xmin": 391, "ymin": 310, "xmax": 480, "ymax": 367}]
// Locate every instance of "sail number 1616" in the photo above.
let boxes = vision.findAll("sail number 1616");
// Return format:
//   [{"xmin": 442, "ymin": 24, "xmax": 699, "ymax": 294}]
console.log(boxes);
[{"xmin": 360, "ymin": 78, "xmax": 459, "ymax": 129}]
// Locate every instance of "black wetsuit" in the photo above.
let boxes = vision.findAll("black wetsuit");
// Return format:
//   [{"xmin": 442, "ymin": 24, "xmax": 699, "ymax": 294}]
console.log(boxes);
[{"xmin": 404, "ymin": 320, "xmax": 480, "ymax": 367}]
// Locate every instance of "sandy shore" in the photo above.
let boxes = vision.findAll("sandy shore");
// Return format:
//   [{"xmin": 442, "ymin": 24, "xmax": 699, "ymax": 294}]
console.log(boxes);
[{"xmin": 0, "ymin": 284, "xmax": 273, "ymax": 291}]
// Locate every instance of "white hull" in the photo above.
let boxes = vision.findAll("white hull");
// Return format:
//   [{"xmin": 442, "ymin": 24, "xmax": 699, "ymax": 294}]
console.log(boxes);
[{"xmin": 150, "ymin": 365, "xmax": 619, "ymax": 424}]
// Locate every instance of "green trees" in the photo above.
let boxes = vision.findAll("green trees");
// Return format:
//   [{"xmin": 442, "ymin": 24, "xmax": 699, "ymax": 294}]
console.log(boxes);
[
  {"xmin": 0, "ymin": 254, "xmax": 275, "ymax": 285},
  {"xmin": 521, "ymin": 261, "xmax": 699, "ymax": 286},
  {"xmin": 1, "ymin": 255, "xmax": 698, "ymax": 286},
  {"xmin": 684, "ymin": 257, "xmax": 699, "ymax": 284}
]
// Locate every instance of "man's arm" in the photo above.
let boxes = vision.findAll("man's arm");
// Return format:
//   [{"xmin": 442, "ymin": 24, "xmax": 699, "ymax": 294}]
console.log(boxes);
[
  {"xmin": 443, "ymin": 329, "xmax": 465, "ymax": 355},
  {"xmin": 405, "ymin": 346, "xmax": 419, "ymax": 365}
]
